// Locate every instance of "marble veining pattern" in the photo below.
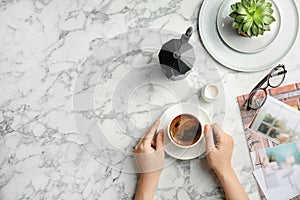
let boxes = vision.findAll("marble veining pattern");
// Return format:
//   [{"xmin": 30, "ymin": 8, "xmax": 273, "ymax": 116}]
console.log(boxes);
[
  {"xmin": 1, "ymin": 0, "xmax": 300, "ymax": 199},
  {"xmin": 73, "ymin": 28, "xmax": 225, "ymax": 174}
]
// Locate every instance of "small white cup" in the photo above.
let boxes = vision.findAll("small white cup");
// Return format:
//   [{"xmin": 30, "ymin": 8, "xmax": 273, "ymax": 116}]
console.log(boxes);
[{"xmin": 201, "ymin": 84, "xmax": 219, "ymax": 102}]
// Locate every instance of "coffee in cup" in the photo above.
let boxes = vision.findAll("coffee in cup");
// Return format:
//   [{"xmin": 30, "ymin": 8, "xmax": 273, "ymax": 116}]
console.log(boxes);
[{"xmin": 168, "ymin": 114, "xmax": 202, "ymax": 147}]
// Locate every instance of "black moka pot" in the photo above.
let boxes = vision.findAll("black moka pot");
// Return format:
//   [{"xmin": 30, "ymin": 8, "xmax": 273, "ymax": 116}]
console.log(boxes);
[{"xmin": 158, "ymin": 27, "xmax": 195, "ymax": 80}]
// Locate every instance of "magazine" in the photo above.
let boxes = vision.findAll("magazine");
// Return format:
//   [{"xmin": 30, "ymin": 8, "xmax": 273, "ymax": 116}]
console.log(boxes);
[{"xmin": 237, "ymin": 82, "xmax": 300, "ymax": 199}]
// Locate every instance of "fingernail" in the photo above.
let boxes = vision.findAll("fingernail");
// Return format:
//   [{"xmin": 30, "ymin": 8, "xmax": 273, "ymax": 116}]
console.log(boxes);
[{"xmin": 204, "ymin": 124, "xmax": 210, "ymax": 134}]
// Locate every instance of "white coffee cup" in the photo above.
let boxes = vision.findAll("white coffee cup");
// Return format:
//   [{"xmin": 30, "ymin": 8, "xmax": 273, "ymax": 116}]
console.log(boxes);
[{"xmin": 167, "ymin": 113, "xmax": 203, "ymax": 149}]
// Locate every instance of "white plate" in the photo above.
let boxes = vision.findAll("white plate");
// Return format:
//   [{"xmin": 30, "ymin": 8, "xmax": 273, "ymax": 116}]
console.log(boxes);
[
  {"xmin": 217, "ymin": 0, "xmax": 280, "ymax": 53},
  {"xmin": 198, "ymin": 0, "xmax": 299, "ymax": 72},
  {"xmin": 157, "ymin": 103, "xmax": 211, "ymax": 160}
]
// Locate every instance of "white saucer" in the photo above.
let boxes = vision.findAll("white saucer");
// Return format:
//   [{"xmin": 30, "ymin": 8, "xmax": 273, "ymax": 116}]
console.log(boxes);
[
  {"xmin": 198, "ymin": 0, "xmax": 299, "ymax": 72},
  {"xmin": 217, "ymin": 0, "xmax": 280, "ymax": 53},
  {"xmin": 157, "ymin": 103, "xmax": 211, "ymax": 160}
]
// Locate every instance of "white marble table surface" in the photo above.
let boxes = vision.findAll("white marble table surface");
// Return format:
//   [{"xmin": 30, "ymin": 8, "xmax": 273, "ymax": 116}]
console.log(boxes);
[{"xmin": 1, "ymin": 0, "xmax": 300, "ymax": 199}]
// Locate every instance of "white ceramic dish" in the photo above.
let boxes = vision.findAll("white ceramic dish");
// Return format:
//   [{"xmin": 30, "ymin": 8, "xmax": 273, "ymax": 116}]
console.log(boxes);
[
  {"xmin": 217, "ymin": 0, "xmax": 281, "ymax": 53},
  {"xmin": 157, "ymin": 103, "xmax": 211, "ymax": 160},
  {"xmin": 198, "ymin": 0, "xmax": 299, "ymax": 72}
]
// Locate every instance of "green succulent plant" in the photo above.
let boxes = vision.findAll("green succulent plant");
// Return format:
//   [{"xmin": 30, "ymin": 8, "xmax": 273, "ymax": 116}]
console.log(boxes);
[{"xmin": 229, "ymin": 0, "xmax": 276, "ymax": 37}]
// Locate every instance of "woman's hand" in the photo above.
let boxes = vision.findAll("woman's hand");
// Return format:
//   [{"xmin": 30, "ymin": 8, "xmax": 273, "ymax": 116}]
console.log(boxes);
[
  {"xmin": 134, "ymin": 119, "xmax": 164, "ymax": 200},
  {"xmin": 204, "ymin": 123, "xmax": 249, "ymax": 200},
  {"xmin": 204, "ymin": 123, "xmax": 234, "ymax": 176}
]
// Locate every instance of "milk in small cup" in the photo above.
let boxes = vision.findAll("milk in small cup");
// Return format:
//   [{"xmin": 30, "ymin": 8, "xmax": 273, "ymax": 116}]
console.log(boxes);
[{"xmin": 201, "ymin": 84, "xmax": 219, "ymax": 102}]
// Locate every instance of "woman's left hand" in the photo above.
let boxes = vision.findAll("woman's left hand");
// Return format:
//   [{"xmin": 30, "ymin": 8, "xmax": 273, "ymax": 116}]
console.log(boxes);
[{"xmin": 134, "ymin": 119, "xmax": 165, "ymax": 200}]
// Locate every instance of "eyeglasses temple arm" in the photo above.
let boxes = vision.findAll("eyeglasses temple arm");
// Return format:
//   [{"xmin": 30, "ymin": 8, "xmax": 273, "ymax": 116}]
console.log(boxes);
[{"xmin": 270, "ymin": 69, "xmax": 287, "ymax": 77}]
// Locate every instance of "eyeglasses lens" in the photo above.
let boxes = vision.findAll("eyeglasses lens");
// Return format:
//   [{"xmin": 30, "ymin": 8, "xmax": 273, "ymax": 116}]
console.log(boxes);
[
  {"xmin": 269, "ymin": 66, "xmax": 285, "ymax": 87},
  {"xmin": 249, "ymin": 89, "xmax": 267, "ymax": 109}
]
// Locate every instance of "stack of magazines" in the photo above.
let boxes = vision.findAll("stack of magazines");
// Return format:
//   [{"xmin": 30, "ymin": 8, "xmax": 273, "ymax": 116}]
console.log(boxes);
[{"xmin": 237, "ymin": 82, "xmax": 300, "ymax": 200}]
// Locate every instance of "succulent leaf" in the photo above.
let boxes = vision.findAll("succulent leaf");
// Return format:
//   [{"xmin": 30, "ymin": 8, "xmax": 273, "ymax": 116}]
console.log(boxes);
[
  {"xmin": 250, "ymin": 0, "xmax": 256, "ymax": 9},
  {"xmin": 251, "ymin": 24, "xmax": 258, "ymax": 35},
  {"xmin": 243, "ymin": 21, "xmax": 253, "ymax": 32},
  {"xmin": 267, "ymin": 8, "xmax": 274, "ymax": 14},
  {"xmin": 247, "ymin": 27, "xmax": 252, "ymax": 37},
  {"xmin": 232, "ymin": 21, "xmax": 239, "ymax": 29},
  {"xmin": 238, "ymin": 23, "xmax": 243, "ymax": 33},
  {"xmin": 231, "ymin": 4, "xmax": 237, "ymax": 10},
  {"xmin": 229, "ymin": 0, "xmax": 276, "ymax": 37},
  {"xmin": 229, "ymin": 12, "xmax": 238, "ymax": 18},
  {"xmin": 266, "ymin": 2, "xmax": 272, "ymax": 7},
  {"xmin": 243, "ymin": 15, "xmax": 252, "ymax": 23},
  {"xmin": 236, "ymin": 15, "xmax": 245, "ymax": 23},
  {"xmin": 258, "ymin": 28, "xmax": 264, "ymax": 35},
  {"xmin": 257, "ymin": 0, "xmax": 265, "ymax": 6},
  {"xmin": 263, "ymin": 24, "xmax": 270, "ymax": 31},
  {"xmin": 242, "ymin": 0, "xmax": 250, "ymax": 8},
  {"xmin": 263, "ymin": 15, "xmax": 275, "ymax": 25},
  {"xmin": 253, "ymin": 16, "xmax": 264, "ymax": 28},
  {"xmin": 237, "ymin": 3, "xmax": 248, "ymax": 14}
]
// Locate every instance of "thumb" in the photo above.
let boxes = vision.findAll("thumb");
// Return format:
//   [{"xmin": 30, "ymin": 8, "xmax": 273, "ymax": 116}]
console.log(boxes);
[
  {"xmin": 156, "ymin": 129, "xmax": 164, "ymax": 151},
  {"xmin": 204, "ymin": 124, "xmax": 215, "ymax": 154}
]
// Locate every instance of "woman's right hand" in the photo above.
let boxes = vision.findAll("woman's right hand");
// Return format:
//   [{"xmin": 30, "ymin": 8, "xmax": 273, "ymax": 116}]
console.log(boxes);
[
  {"xmin": 204, "ymin": 123, "xmax": 234, "ymax": 176},
  {"xmin": 204, "ymin": 124, "xmax": 249, "ymax": 200}
]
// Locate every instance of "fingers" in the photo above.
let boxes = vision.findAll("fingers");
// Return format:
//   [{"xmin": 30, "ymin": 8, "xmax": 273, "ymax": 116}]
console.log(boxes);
[
  {"xmin": 210, "ymin": 123, "xmax": 223, "ymax": 140},
  {"xmin": 204, "ymin": 123, "xmax": 225, "ymax": 153},
  {"xmin": 148, "ymin": 119, "xmax": 160, "ymax": 136},
  {"xmin": 138, "ymin": 119, "xmax": 160, "ymax": 147},
  {"xmin": 204, "ymin": 124, "xmax": 215, "ymax": 153},
  {"xmin": 143, "ymin": 119, "xmax": 160, "ymax": 145},
  {"xmin": 156, "ymin": 129, "xmax": 164, "ymax": 151}
]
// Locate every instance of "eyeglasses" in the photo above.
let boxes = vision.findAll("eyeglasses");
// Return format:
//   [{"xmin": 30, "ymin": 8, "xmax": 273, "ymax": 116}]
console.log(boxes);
[{"xmin": 245, "ymin": 64, "xmax": 287, "ymax": 110}]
